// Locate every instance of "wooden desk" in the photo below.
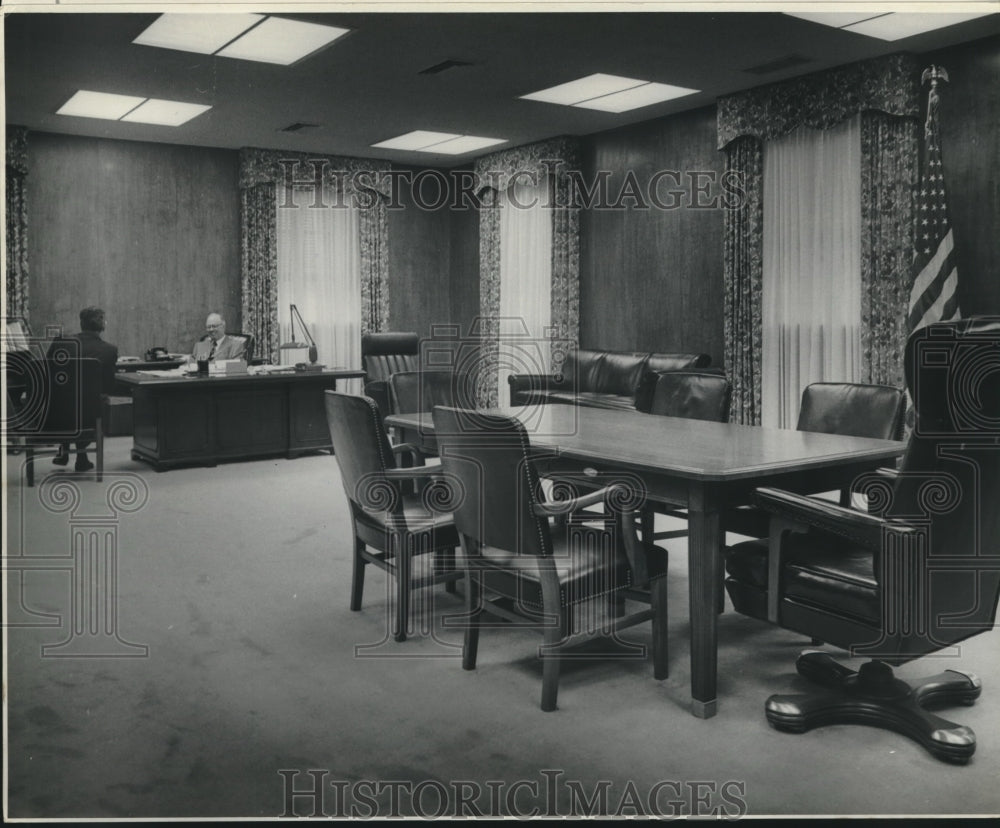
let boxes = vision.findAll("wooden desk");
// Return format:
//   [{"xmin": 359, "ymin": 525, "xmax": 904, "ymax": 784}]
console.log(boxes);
[
  {"xmin": 385, "ymin": 405, "xmax": 905, "ymax": 718},
  {"xmin": 118, "ymin": 369, "xmax": 365, "ymax": 470}
]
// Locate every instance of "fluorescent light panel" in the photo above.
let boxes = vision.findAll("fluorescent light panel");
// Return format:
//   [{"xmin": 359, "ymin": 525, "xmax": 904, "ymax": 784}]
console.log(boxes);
[
  {"xmin": 521, "ymin": 72, "xmax": 698, "ymax": 112},
  {"xmin": 134, "ymin": 13, "xmax": 348, "ymax": 64},
  {"xmin": 132, "ymin": 13, "xmax": 263, "ymax": 55},
  {"xmin": 56, "ymin": 90, "xmax": 146, "ymax": 120},
  {"xmin": 786, "ymin": 11, "xmax": 993, "ymax": 41},
  {"xmin": 216, "ymin": 16, "xmax": 349, "ymax": 65},
  {"xmin": 57, "ymin": 90, "xmax": 210, "ymax": 126},
  {"xmin": 371, "ymin": 131, "xmax": 506, "ymax": 154}
]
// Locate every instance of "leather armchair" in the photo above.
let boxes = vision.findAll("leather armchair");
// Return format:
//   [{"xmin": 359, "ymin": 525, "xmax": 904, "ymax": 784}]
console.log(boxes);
[
  {"xmin": 724, "ymin": 317, "xmax": 1000, "ymax": 762},
  {"xmin": 433, "ymin": 406, "xmax": 669, "ymax": 711},
  {"xmin": 361, "ymin": 332, "xmax": 420, "ymax": 417},
  {"xmin": 324, "ymin": 391, "xmax": 462, "ymax": 642}
]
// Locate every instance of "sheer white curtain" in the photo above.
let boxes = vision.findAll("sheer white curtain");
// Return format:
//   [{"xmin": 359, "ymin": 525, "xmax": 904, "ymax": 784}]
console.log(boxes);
[
  {"xmin": 762, "ymin": 116, "xmax": 862, "ymax": 429},
  {"xmin": 276, "ymin": 184, "xmax": 362, "ymax": 393},
  {"xmin": 498, "ymin": 180, "xmax": 552, "ymax": 403}
]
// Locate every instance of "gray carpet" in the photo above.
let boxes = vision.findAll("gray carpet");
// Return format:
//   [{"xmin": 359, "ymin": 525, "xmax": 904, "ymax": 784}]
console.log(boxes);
[{"xmin": 5, "ymin": 437, "xmax": 1000, "ymax": 819}]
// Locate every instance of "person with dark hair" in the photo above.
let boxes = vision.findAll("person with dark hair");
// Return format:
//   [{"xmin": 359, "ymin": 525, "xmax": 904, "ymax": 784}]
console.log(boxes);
[{"xmin": 51, "ymin": 306, "xmax": 119, "ymax": 471}]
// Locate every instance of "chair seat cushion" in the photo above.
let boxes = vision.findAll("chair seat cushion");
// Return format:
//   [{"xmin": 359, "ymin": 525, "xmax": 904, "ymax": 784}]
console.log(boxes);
[
  {"xmin": 726, "ymin": 534, "xmax": 880, "ymax": 624},
  {"xmin": 473, "ymin": 530, "xmax": 666, "ymax": 609},
  {"xmin": 355, "ymin": 494, "xmax": 459, "ymax": 550}
]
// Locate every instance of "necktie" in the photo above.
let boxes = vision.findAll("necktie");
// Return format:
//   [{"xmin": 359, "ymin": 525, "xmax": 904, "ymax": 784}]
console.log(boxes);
[{"xmin": 208, "ymin": 339, "xmax": 217, "ymax": 360}]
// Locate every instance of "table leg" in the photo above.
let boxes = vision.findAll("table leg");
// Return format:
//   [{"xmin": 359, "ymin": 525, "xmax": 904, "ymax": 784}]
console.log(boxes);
[{"xmin": 687, "ymin": 482, "xmax": 721, "ymax": 718}]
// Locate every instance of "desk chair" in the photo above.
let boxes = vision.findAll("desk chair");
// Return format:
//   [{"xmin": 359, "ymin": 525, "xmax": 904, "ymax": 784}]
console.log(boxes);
[
  {"xmin": 725, "ymin": 382, "xmax": 906, "ymax": 540},
  {"xmin": 361, "ymin": 332, "xmax": 419, "ymax": 417},
  {"xmin": 433, "ymin": 406, "xmax": 669, "ymax": 712},
  {"xmin": 389, "ymin": 370, "xmax": 471, "ymax": 462},
  {"xmin": 725, "ymin": 317, "xmax": 1000, "ymax": 762},
  {"xmin": 228, "ymin": 332, "xmax": 256, "ymax": 365},
  {"xmin": 324, "ymin": 391, "xmax": 461, "ymax": 642},
  {"xmin": 18, "ymin": 344, "xmax": 105, "ymax": 486}
]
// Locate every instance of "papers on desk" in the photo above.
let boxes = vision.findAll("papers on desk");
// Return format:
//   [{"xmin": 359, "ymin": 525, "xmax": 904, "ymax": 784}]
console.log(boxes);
[{"xmin": 137, "ymin": 367, "xmax": 189, "ymax": 378}]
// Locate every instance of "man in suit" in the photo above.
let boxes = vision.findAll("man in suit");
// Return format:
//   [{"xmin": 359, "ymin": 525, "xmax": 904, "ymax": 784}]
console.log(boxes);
[
  {"xmin": 52, "ymin": 306, "xmax": 118, "ymax": 472},
  {"xmin": 191, "ymin": 313, "xmax": 247, "ymax": 362}
]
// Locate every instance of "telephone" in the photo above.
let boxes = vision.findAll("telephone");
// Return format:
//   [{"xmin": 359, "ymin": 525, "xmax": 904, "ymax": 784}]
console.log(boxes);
[{"xmin": 145, "ymin": 346, "xmax": 171, "ymax": 361}]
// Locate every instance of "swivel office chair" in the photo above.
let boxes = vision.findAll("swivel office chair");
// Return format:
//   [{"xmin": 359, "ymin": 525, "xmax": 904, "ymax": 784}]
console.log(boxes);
[{"xmin": 725, "ymin": 317, "xmax": 1000, "ymax": 762}]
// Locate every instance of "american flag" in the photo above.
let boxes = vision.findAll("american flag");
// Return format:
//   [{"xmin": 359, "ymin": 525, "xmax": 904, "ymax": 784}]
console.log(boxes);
[{"xmin": 907, "ymin": 66, "xmax": 960, "ymax": 333}]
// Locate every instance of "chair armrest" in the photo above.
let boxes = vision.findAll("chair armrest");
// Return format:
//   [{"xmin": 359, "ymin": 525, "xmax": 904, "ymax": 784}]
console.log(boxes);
[
  {"xmin": 383, "ymin": 465, "xmax": 444, "ymax": 483},
  {"xmin": 507, "ymin": 373, "xmax": 572, "ymax": 405},
  {"xmin": 754, "ymin": 487, "xmax": 922, "ymax": 552},
  {"xmin": 532, "ymin": 485, "xmax": 615, "ymax": 517}
]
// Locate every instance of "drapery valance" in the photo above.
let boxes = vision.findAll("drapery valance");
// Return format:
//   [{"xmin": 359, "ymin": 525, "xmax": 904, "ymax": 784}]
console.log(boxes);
[
  {"xmin": 473, "ymin": 137, "xmax": 581, "ymax": 406},
  {"xmin": 717, "ymin": 53, "xmax": 921, "ymax": 150},
  {"xmin": 238, "ymin": 148, "xmax": 390, "ymax": 363},
  {"xmin": 6, "ymin": 126, "xmax": 30, "ymax": 320},
  {"xmin": 719, "ymin": 54, "xmax": 921, "ymax": 424}
]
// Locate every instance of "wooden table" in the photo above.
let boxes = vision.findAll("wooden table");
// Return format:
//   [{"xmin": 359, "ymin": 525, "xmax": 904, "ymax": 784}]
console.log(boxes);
[
  {"xmin": 385, "ymin": 405, "xmax": 905, "ymax": 718},
  {"xmin": 118, "ymin": 368, "xmax": 365, "ymax": 470}
]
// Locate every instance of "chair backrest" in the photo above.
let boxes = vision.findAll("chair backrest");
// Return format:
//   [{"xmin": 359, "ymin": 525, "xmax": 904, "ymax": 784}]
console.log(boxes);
[
  {"xmin": 433, "ymin": 407, "xmax": 552, "ymax": 558},
  {"xmin": 637, "ymin": 371, "xmax": 731, "ymax": 421},
  {"xmin": 390, "ymin": 370, "xmax": 473, "ymax": 415},
  {"xmin": 324, "ymin": 391, "xmax": 399, "ymax": 512},
  {"xmin": 38, "ymin": 341, "xmax": 103, "ymax": 437},
  {"xmin": 882, "ymin": 318, "xmax": 1000, "ymax": 654},
  {"xmin": 361, "ymin": 332, "xmax": 419, "ymax": 382},
  {"xmin": 796, "ymin": 382, "xmax": 906, "ymax": 440},
  {"xmin": 228, "ymin": 332, "xmax": 254, "ymax": 364}
]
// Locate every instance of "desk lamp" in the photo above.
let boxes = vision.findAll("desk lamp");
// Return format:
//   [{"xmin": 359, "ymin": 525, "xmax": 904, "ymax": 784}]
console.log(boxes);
[{"xmin": 278, "ymin": 304, "xmax": 318, "ymax": 364}]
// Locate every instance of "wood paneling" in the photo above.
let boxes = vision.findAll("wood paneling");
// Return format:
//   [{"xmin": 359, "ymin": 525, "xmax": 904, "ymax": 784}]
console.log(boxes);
[
  {"xmin": 925, "ymin": 35, "xmax": 1000, "ymax": 315},
  {"xmin": 26, "ymin": 133, "xmax": 240, "ymax": 358},
  {"xmin": 580, "ymin": 106, "xmax": 725, "ymax": 365},
  {"xmin": 387, "ymin": 166, "xmax": 453, "ymax": 338}
]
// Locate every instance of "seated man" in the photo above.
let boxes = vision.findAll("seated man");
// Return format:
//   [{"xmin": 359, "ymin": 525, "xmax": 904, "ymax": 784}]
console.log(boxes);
[
  {"xmin": 52, "ymin": 306, "xmax": 118, "ymax": 472},
  {"xmin": 191, "ymin": 313, "xmax": 247, "ymax": 362}
]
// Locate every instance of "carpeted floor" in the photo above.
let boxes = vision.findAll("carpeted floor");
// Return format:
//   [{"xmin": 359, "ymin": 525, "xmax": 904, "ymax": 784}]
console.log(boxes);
[{"xmin": 5, "ymin": 437, "xmax": 1000, "ymax": 819}]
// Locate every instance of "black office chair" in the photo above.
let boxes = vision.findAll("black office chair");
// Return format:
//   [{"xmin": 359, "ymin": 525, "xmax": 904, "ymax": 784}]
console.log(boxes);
[
  {"xmin": 725, "ymin": 382, "xmax": 906, "ymax": 539},
  {"xmin": 433, "ymin": 406, "xmax": 669, "ymax": 712},
  {"xmin": 389, "ymin": 370, "xmax": 471, "ymax": 461},
  {"xmin": 18, "ymin": 341, "xmax": 105, "ymax": 486},
  {"xmin": 634, "ymin": 371, "xmax": 732, "ymax": 542},
  {"xmin": 227, "ymin": 332, "xmax": 257, "ymax": 365},
  {"xmin": 324, "ymin": 391, "xmax": 461, "ymax": 642},
  {"xmin": 724, "ymin": 317, "xmax": 1000, "ymax": 762},
  {"xmin": 361, "ymin": 332, "xmax": 420, "ymax": 417}
]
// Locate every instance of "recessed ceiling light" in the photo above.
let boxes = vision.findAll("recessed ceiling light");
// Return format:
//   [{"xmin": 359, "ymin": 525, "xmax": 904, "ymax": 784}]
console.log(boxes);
[
  {"xmin": 521, "ymin": 72, "xmax": 698, "ymax": 112},
  {"xmin": 521, "ymin": 73, "xmax": 647, "ymax": 105},
  {"xmin": 785, "ymin": 11, "xmax": 993, "ymax": 41},
  {"xmin": 133, "ymin": 13, "xmax": 264, "ymax": 55},
  {"xmin": 421, "ymin": 135, "xmax": 507, "ymax": 155},
  {"xmin": 372, "ymin": 130, "xmax": 507, "ymax": 154},
  {"xmin": 121, "ymin": 99, "xmax": 212, "ymax": 126},
  {"xmin": 56, "ymin": 90, "xmax": 147, "ymax": 120},
  {"xmin": 215, "ymin": 16, "xmax": 349, "ymax": 64},
  {"xmin": 57, "ymin": 90, "xmax": 211, "ymax": 127},
  {"xmin": 574, "ymin": 82, "xmax": 699, "ymax": 113},
  {"xmin": 133, "ymin": 13, "xmax": 348, "ymax": 65}
]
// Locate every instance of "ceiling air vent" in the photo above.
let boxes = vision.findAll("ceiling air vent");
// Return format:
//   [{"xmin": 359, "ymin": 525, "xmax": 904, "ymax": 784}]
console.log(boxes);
[
  {"xmin": 743, "ymin": 54, "xmax": 813, "ymax": 75},
  {"xmin": 279, "ymin": 122, "xmax": 320, "ymax": 133},
  {"xmin": 419, "ymin": 59, "xmax": 474, "ymax": 75}
]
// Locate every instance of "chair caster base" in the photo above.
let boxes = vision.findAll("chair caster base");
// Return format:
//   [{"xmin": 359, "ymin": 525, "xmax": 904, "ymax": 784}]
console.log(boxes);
[{"xmin": 765, "ymin": 652, "xmax": 981, "ymax": 763}]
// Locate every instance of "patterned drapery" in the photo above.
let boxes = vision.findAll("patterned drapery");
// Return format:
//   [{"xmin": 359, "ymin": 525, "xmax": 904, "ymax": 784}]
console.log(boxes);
[
  {"xmin": 473, "ymin": 136, "xmax": 581, "ymax": 407},
  {"xmin": 860, "ymin": 112, "xmax": 919, "ymax": 388},
  {"xmin": 6, "ymin": 126, "xmax": 29, "ymax": 321},
  {"xmin": 718, "ymin": 54, "xmax": 921, "ymax": 423},
  {"xmin": 238, "ymin": 148, "xmax": 391, "ymax": 363}
]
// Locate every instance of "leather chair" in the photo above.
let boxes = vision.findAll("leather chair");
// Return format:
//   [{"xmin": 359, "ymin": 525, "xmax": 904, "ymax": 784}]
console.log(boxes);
[
  {"xmin": 324, "ymin": 391, "xmax": 462, "ymax": 642},
  {"xmin": 724, "ymin": 317, "xmax": 1000, "ymax": 762},
  {"xmin": 227, "ymin": 332, "xmax": 256, "ymax": 365},
  {"xmin": 725, "ymin": 382, "xmax": 906, "ymax": 539},
  {"xmin": 433, "ymin": 406, "xmax": 669, "ymax": 712},
  {"xmin": 361, "ymin": 332, "xmax": 420, "ymax": 417},
  {"xmin": 389, "ymin": 370, "xmax": 469, "ymax": 461},
  {"xmin": 19, "ymin": 341, "xmax": 105, "ymax": 486},
  {"xmin": 634, "ymin": 371, "xmax": 732, "ymax": 542}
]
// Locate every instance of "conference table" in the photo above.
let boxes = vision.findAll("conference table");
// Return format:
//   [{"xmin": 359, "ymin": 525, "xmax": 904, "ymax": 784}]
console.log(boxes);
[
  {"xmin": 384, "ymin": 404, "xmax": 905, "ymax": 718},
  {"xmin": 118, "ymin": 368, "xmax": 365, "ymax": 470}
]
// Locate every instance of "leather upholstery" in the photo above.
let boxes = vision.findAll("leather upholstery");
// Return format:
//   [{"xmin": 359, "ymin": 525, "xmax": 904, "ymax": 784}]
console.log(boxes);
[
  {"xmin": 509, "ymin": 348, "xmax": 712, "ymax": 409},
  {"xmin": 636, "ymin": 371, "xmax": 732, "ymax": 421},
  {"xmin": 226, "ymin": 332, "xmax": 254, "ymax": 364},
  {"xmin": 725, "ymin": 317, "xmax": 1000, "ymax": 663},
  {"xmin": 797, "ymin": 382, "xmax": 905, "ymax": 440},
  {"xmin": 361, "ymin": 332, "xmax": 420, "ymax": 416}
]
